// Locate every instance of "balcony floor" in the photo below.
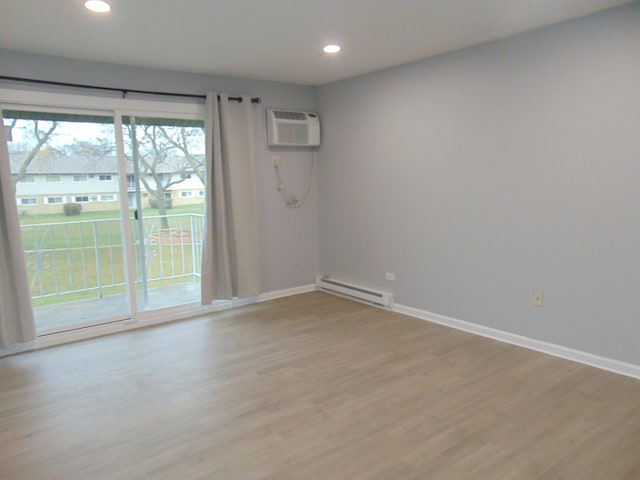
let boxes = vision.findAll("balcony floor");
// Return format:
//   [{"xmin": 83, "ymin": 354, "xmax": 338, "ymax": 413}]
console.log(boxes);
[{"xmin": 35, "ymin": 282, "xmax": 201, "ymax": 332}]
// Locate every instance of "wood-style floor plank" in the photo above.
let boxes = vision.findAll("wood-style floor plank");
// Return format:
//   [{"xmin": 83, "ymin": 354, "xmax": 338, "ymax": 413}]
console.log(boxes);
[{"xmin": 1, "ymin": 292, "xmax": 639, "ymax": 479}]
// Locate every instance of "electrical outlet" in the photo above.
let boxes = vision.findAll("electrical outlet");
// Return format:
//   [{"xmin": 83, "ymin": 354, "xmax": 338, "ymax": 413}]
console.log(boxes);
[
  {"xmin": 534, "ymin": 290, "xmax": 544, "ymax": 306},
  {"xmin": 272, "ymin": 155, "xmax": 280, "ymax": 168},
  {"xmin": 385, "ymin": 272, "xmax": 395, "ymax": 281}
]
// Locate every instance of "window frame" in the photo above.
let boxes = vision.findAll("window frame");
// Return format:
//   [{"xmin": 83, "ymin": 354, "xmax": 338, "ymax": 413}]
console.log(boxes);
[
  {"xmin": 1, "ymin": 87, "xmax": 208, "ymax": 347},
  {"xmin": 99, "ymin": 194, "xmax": 117, "ymax": 202}
]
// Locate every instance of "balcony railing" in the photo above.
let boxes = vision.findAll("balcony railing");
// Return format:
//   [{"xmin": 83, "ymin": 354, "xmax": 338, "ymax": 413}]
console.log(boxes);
[{"xmin": 20, "ymin": 213, "xmax": 205, "ymax": 305}]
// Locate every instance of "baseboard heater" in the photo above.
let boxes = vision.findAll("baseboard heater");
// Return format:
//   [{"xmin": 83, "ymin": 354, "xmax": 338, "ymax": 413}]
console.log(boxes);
[{"xmin": 315, "ymin": 276, "xmax": 393, "ymax": 309}]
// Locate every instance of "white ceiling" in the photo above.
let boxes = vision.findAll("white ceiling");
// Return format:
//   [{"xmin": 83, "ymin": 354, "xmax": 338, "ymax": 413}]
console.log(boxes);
[{"xmin": 0, "ymin": 0, "xmax": 635, "ymax": 86}]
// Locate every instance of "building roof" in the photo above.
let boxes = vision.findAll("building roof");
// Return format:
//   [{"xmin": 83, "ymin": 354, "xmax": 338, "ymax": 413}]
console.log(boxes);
[{"xmin": 9, "ymin": 153, "xmax": 204, "ymax": 175}]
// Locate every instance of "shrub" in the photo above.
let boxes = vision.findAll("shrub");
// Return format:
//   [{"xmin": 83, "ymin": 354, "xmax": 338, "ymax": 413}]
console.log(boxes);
[
  {"xmin": 149, "ymin": 197, "xmax": 173, "ymax": 209},
  {"xmin": 63, "ymin": 202, "xmax": 82, "ymax": 216}
]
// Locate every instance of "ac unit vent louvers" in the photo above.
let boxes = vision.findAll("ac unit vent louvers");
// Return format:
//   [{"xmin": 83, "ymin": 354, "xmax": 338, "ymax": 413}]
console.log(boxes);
[
  {"xmin": 273, "ymin": 111, "xmax": 307, "ymax": 120},
  {"xmin": 279, "ymin": 124, "xmax": 309, "ymax": 145}
]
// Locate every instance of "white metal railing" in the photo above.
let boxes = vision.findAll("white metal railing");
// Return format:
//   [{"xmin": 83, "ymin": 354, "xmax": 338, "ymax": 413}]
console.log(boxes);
[{"xmin": 20, "ymin": 213, "xmax": 205, "ymax": 301}]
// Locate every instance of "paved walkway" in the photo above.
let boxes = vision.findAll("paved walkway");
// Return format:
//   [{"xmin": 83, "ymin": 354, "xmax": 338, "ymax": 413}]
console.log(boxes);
[{"xmin": 35, "ymin": 282, "xmax": 201, "ymax": 331}]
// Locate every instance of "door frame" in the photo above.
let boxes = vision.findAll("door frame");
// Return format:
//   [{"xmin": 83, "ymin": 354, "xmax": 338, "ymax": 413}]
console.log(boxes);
[{"xmin": 1, "ymin": 87, "xmax": 208, "ymax": 333}]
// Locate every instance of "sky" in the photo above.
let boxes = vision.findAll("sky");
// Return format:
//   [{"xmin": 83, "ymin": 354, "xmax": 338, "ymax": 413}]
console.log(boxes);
[{"xmin": 4, "ymin": 119, "xmax": 205, "ymax": 156}]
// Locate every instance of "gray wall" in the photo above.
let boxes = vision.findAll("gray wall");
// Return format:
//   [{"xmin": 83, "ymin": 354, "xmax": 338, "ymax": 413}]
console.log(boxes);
[
  {"xmin": 0, "ymin": 50, "xmax": 319, "ymax": 293},
  {"xmin": 317, "ymin": 3, "xmax": 640, "ymax": 365}
]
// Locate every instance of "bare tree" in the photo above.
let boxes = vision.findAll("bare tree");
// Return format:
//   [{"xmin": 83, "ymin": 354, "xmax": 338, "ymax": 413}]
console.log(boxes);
[
  {"xmin": 60, "ymin": 137, "xmax": 115, "ymax": 158},
  {"xmin": 8, "ymin": 120, "xmax": 58, "ymax": 186},
  {"xmin": 128, "ymin": 124, "xmax": 194, "ymax": 229},
  {"xmin": 156, "ymin": 126, "xmax": 206, "ymax": 185}
]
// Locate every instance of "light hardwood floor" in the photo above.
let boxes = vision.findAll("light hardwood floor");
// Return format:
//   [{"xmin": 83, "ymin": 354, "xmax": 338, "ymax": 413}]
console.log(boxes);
[{"xmin": 1, "ymin": 292, "xmax": 639, "ymax": 479}]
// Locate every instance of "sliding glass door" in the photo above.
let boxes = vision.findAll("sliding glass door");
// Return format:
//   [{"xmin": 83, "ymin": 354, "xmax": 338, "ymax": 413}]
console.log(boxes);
[
  {"xmin": 122, "ymin": 115, "xmax": 206, "ymax": 312},
  {"xmin": 2, "ymin": 102, "xmax": 207, "ymax": 333},
  {"xmin": 3, "ymin": 109, "xmax": 131, "ymax": 331}
]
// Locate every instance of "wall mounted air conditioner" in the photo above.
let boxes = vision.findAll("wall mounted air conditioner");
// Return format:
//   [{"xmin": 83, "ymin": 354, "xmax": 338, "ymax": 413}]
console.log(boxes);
[{"xmin": 266, "ymin": 109, "xmax": 320, "ymax": 147}]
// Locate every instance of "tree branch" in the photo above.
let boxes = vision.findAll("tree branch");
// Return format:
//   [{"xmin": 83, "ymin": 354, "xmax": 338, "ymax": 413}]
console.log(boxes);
[{"xmin": 11, "ymin": 121, "xmax": 58, "ymax": 185}]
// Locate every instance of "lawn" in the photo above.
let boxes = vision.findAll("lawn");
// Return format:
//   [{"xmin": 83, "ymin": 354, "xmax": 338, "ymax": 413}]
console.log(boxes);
[{"xmin": 19, "ymin": 203, "xmax": 205, "ymax": 225}]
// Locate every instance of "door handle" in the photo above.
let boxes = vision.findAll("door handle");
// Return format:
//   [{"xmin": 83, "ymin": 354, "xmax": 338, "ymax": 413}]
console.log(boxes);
[{"xmin": 134, "ymin": 209, "xmax": 138, "ymax": 220}]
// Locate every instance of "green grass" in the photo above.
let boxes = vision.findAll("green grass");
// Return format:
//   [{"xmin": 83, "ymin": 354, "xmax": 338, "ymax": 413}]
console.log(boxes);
[
  {"xmin": 19, "ymin": 204, "xmax": 205, "ymax": 307},
  {"xmin": 19, "ymin": 203, "xmax": 205, "ymax": 225}
]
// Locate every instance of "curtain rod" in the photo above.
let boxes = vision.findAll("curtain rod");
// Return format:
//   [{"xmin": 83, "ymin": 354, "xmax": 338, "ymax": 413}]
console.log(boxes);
[{"xmin": 0, "ymin": 75, "xmax": 262, "ymax": 104}]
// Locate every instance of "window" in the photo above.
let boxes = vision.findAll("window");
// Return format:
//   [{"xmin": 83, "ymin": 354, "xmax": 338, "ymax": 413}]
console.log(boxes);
[
  {"xmin": 180, "ymin": 191, "xmax": 193, "ymax": 198},
  {"xmin": 5, "ymin": 102, "xmax": 207, "ymax": 331},
  {"xmin": 198, "ymin": 190, "xmax": 205, "ymax": 197},
  {"xmin": 181, "ymin": 173, "xmax": 192, "ymax": 180},
  {"xmin": 19, "ymin": 175, "xmax": 35, "ymax": 183}
]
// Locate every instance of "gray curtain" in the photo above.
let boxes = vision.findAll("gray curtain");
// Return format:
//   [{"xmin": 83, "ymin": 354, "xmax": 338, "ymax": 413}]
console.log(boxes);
[
  {"xmin": 201, "ymin": 94, "xmax": 261, "ymax": 302},
  {"xmin": 0, "ymin": 113, "xmax": 36, "ymax": 348}
]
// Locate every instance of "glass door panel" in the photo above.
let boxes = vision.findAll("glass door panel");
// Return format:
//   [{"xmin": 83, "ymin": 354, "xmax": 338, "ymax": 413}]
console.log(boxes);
[
  {"xmin": 2, "ymin": 110, "xmax": 131, "ymax": 332},
  {"xmin": 121, "ymin": 116, "xmax": 206, "ymax": 311}
]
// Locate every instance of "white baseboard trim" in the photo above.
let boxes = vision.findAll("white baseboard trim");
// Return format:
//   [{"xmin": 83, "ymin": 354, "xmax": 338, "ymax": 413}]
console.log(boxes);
[
  {"xmin": 258, "ymin": 284, "xmax": 317, "ymax": 302},
  {"xmin": 393, "ymin": 303, "xmax": 640, "ymax": 381},
  {"xmin": 1, "ymin": 284, "xmax": 317, "ymax": 357}
]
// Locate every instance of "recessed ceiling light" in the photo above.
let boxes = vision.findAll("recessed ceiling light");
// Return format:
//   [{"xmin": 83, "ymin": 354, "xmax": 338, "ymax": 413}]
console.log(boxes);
[
  {"xmin": 84, "ymin": 0, "xmax": 111, "ymax": 13},
  {"xmin": 323, "ymin": 44, "xmax": 341, "ymax": 54}
]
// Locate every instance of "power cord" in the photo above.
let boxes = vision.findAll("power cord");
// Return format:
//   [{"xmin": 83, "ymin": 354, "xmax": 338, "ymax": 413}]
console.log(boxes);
[{"xmin": 274, "ymin": 151, "xmax": 315, "ymax": 209}]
